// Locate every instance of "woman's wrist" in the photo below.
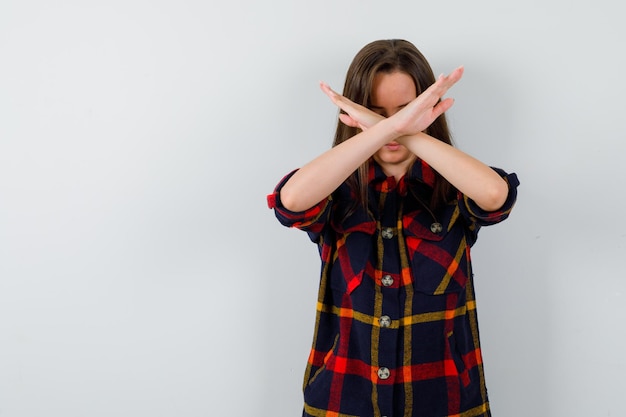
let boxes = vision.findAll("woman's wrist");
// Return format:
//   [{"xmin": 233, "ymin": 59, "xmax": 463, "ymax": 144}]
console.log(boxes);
[
  {"xmin": 396, "ymin": 131, "xmax": 426, "ymax": 148},
  {"xmin": 368, "ymin": 116, "xmax": 403, "ymax": 145}
]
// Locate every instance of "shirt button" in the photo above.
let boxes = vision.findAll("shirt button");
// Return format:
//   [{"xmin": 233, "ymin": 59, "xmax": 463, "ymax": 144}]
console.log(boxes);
[
  {"xmin": 379, "ymin": 315, "xmax": 391, "ymax": 328},
  {"xmin": 430, "ymin": 222, "xmax": 443, "ymax": 233},
  {"xmin": 381, "ymin": 275, "xmax": 394, "ymax": 287},
  {"xmin": 377, "ymin": 367, "xmax": 390, "ymax": 380},
  {"xmin": 381, "ymin": 227, "xmax": 394, "ymax": 239}
]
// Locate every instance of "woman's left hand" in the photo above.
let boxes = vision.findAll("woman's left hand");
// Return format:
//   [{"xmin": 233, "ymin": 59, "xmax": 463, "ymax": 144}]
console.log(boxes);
[{"xmin": 320, "ymin": 81, "xmax": 384, "ymax": 131}]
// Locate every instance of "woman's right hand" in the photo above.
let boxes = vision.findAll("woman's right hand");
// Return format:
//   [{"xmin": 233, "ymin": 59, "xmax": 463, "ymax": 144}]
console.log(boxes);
[
  {"xmin": 320, "ymin": 66, "xmax": 463, "ymax": 137},
  {"xmin": 390, "ymin": 66, "xmax": 464, "ymax": 137}
]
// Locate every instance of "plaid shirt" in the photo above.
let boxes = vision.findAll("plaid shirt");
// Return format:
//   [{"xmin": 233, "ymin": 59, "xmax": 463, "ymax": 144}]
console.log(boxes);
[{"xmin": 268, "ymin": 160, "xmax": 519, "ymax": 417}]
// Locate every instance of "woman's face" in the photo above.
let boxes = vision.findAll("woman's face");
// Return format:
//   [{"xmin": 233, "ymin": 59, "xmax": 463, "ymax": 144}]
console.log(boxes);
[{"xmin": 369, "ymin": 70, "xmax": 417, "ymax": 179}]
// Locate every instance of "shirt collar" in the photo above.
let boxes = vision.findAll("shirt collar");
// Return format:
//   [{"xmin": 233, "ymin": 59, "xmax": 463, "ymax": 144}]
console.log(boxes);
[{"xmin": 368, "ymin": 159, "xmax": 436, "ymax": 194}]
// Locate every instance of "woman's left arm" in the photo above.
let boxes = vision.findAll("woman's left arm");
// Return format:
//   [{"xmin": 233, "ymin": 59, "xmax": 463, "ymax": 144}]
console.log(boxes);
[
  {"xmin": 321, "ymin": 67, "xmax": 510, "ymax": 212},
  {"xmin": 397, "ymin": 132, "xmax": 509, "ymax": 211}
]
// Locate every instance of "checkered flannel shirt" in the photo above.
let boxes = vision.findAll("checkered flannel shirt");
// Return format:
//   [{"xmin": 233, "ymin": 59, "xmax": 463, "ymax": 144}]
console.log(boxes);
[{"xmin": 268, "ymin": 160, "xmax": 519, "ymax": 417}]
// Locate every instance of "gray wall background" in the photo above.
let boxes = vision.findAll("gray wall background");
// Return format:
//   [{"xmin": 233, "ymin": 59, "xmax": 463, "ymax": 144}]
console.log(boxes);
[{"xmin": 1, "ymin": 1, "xmax": 624, "ymax": 416}]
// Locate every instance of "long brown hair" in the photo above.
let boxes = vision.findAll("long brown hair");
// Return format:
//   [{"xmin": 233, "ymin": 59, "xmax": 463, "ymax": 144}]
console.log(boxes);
[{"xmin": 333, "ymin": 39, "xmax": 456, "ymax": 213}]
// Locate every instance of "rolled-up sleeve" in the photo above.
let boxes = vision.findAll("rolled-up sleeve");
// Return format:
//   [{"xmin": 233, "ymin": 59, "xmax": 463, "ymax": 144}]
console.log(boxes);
[
  {"xmin": 267, "ymin": 169, "xmax": 331, "ymax": 242},
  {"xmin": 458, "ymin": 168, "xmax": 520, "ymax": 227}
]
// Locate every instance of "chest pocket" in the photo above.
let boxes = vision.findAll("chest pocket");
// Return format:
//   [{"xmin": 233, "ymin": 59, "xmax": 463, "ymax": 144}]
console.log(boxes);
[
  {"xmin": 402, "ymin": 208, "xmax": 471, "ymax": 295},
  {"xmin": 328, "ymin": 211, "xmax": 377, "ymax": 295}
]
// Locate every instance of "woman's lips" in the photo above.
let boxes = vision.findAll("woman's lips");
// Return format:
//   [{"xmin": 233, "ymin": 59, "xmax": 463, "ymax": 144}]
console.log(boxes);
[{"xmin": 385, "ymin": 143, "xmax": 401, "ymax": 151}]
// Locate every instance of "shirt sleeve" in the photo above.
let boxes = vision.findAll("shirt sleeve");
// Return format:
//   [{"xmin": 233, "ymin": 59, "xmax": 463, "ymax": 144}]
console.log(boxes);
[
  {"xmin": 457, "ymin": 167, "xmax": 520, "ymax": 227},
  {"xmin": 267, "ymin": 169, "xmax": 332, "ymax": 243}
]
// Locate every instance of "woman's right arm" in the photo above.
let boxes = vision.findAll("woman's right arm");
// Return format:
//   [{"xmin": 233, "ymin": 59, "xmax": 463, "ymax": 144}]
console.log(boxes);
[
  {"xmin": 279, "ymin": 118, "xmax": 397, "ymax": 212},
  {"xmin": 280, "ymin": 70, "xmax": 461, "ymax": 212}
]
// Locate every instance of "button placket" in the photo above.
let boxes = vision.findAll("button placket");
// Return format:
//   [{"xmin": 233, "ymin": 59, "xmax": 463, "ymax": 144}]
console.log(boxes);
[
  {"xmin": 381, "ymin": 227, "xmax": 394, "ymax": 239},
  {"xmin": 381, "ymin": 275, "xmax": 394, "ymax": 287},
  {"xmin": 377, "ymin": 367, "xmax": 390, "ymax": 380}
]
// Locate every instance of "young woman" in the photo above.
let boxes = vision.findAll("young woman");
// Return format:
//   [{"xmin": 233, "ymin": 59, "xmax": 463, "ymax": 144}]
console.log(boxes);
[{"xmin": 268, "ymin": 39, "xmax": 519, "ymax": 417}]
